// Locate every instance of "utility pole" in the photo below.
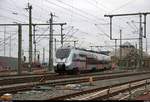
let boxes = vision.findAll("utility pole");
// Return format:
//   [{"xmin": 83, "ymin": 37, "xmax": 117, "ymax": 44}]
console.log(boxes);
[
  {"xmin": 33, "ymin": 24, "xmax": 36, "ymax": 63},
  {"xmin": 120, "ymin": 29, "xmax": 122, "ymax": 59},
  {"xmin": 135, "ymin": 43, "xmax": 138, "ymax": 68},
  {"xmin": 60, "ymin": 24, "xmax": 64, "ymax": 46},
  {"xmin": 143, "ymin": 14, "xmax": 147, "ymax": 54},
  {"xmin": 146, "ymin": 38, "xmax": 147, "ymax": 54},
  {"xmin": 143, "ymin": 14, "xmax": 147, "ymax": 38},
  {"xmin": 104, "ymin": 12, "xmax": 150, "ymax": 70},
  {"xmin": 115, "ymin": 39, "xmax": 117, "ymax": 57},
  {"xmin": 42, "ymin": 48, "xmax": 45, "ymax": 64},
  {"xmin": 0, "ymin": 22, "xmax": 66, "ymax": 72},
  {"xmin": 22, "ymin": 49, "xmax": 24, "ymax": 62},
  {"xmin": 49, "ymin": 13, "xmax": 53, "ymax": 71},
  {"xmin": 55, "ymin": 38, "xmax": 57, "ymax": 53},
  {"xmin": 110, "ymin": 16, "xmax": 113, "ymax": 40},
  {"xmin": 28, "ymin": 3, "xmax": 32, "ymax": 72},
  {"xmin": 18, "ymin": 24, "xmax": 22, "ymax": 74},
  {"xmin": 119, "ymin": 29, "xmax": 122, "ymax": 69},
  {"xmin": 9, "ymin": 33, "xmax": 11, "ymax": 57},
  {"xmin": 4, "ymin": 26, "xmax": 6, "ymax": 56},
  {"xmin": 139, "ymin": 14, "xmax": 143, "ymax": 69}
]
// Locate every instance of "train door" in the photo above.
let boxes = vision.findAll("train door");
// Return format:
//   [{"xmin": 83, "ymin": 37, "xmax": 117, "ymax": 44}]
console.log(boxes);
[{"xmin": 79, "ymin": 54, "xmax": 86, "ymax": 71}]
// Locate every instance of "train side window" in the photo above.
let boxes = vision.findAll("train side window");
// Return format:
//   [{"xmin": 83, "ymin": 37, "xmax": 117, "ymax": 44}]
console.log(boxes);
[{"xmin": 79, "ymin": 54, "xmax": 85, "ymax": 57}]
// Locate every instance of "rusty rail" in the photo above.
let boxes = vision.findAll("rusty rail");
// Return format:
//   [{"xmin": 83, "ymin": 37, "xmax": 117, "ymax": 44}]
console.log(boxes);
[
  {"xmin": 0, "ymin": 70, "xmax": 127, "ymax": 86},
  {"xmin": 0, "ymin": 71, "xmax": 150, "ymax": 96},
  {"xmin": 49, "ymin": 77, "xmax": 150, "ymax": 100}
]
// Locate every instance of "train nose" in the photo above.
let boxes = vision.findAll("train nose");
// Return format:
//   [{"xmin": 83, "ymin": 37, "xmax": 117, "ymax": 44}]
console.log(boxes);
[{"xmin": 56, "ymin": 63, "xmax": 66, "ymax": 72}]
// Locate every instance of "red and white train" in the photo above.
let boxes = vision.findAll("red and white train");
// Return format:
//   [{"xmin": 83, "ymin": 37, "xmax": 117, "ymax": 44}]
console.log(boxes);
[{"xmin": 53, "ymin": 46, "xmax": 112, "ymax": 74}]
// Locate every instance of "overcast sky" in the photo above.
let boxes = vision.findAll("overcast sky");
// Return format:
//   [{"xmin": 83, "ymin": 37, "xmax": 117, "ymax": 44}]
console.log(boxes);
[{"xmin": 0, "ymin": 0, "xmax": 150, "ymax": 61}]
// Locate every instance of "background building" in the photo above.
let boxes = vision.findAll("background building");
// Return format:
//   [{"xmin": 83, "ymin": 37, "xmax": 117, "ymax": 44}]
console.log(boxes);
[{"xmin": 110, "ymin": 41, "xmax": 150, "ymax": 70}]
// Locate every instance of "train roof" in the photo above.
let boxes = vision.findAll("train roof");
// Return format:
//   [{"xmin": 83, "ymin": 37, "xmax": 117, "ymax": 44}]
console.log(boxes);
[
  {"xmin": 75, "ymin": 48, "xmax": 110, "ymax": 56},
  {"xmin": 58, "ymin": 46, "xmax": 110, "ymax": 56}
]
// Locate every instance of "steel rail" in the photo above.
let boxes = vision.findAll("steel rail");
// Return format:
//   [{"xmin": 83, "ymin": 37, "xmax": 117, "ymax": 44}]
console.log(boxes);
[
  {"xmin": 49, "ymin": 77, "xmax": 150, "ymax": 100},
  {"xmin": 0, "ymin": 71, "xmax": 127, "ymax": 86},
  {"xmin": 0, "ymin": 71, "xmax": 150, "ymax": 96}
]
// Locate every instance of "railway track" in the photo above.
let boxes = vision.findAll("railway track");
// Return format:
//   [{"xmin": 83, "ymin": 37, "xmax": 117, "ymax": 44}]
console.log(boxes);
[
  {"xmin": 0, "ymin": 71, "xmax": 150, "ymax": 96},
  {"xmin": 0, "ymin": 70, "xmax": 127, "ymax": 86},
  {"xmin": 49, "ymin": 78, "xmax": 150, "ymax": 100},
  {"xmin": 0, "ymin": 72, "xmax": 55, "ymax": 78},
  {"xmin": 0, "ymin": 69, "xmax": 48, "ymax": 77}
]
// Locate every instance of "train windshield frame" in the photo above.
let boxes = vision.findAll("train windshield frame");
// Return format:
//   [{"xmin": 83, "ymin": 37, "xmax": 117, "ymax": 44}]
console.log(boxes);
[{"xmin": 56, "ymin": 48, "xmax": 71, "ymax": 59}]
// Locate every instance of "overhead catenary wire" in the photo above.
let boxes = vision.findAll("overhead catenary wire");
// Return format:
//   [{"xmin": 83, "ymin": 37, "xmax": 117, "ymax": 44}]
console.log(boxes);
[
  {"xmin": 44, "ymin": 0, "xmax": 106, "ymax": 24},
  {"xmin": 5, "ymin": 0, "xmax": 103, "ymax": 49},
  {"xmin": 86, "ymin": 0, "xmax": 109, "ymax": 12},
  {"xmin": 0, "ymin": 4, "xmax": 47, "ymax": 23},
  {"xmin": 25, "ymin": 1, "xmax": 94, "ymax": 47},
  {"xmin": 0, "ymin": 0, "xmax": 117, "ymax": 49},
  {"xmin": 63, "ymin": 29, "xmax": 79, "ymax": 41},
  {"xmin": 109, "ymin": 0, "xmax": 139, "ymax": 13},
  {"xmin": 1, "ymin": 0, "xmax": 148, "ymax": 55},
  {"xmin": 126, "ymin": 21, "xmax": 137, "ymax": 31},
  {"xmin": 55, "ymin": 0, "xmax": 106, "ymax": 22},
  {"xmin": 95, "ymin": 24, "xmax": 110, "ymax": 38},
  {"xmin": 0, "ymin": 14, "xmax": 26, "ymax": 23}
]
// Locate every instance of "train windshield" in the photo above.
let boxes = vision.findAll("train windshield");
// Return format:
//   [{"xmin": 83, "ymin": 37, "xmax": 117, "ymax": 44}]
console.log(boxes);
[{"xmin": 56, "ymin": 49, "xmax": 71, "ymax": 59}]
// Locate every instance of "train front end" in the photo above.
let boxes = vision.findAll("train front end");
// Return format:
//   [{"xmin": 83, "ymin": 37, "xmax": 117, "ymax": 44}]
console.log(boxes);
[{"xmin": 53, "ymin": 47, "xmax": 72, "ymax": 74}]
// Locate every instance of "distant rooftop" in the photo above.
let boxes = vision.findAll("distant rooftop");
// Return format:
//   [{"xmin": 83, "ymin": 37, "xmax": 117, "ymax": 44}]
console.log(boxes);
[{"xmin": 120, "ymin": 41, "xmax": 135, "ymax": 48}]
